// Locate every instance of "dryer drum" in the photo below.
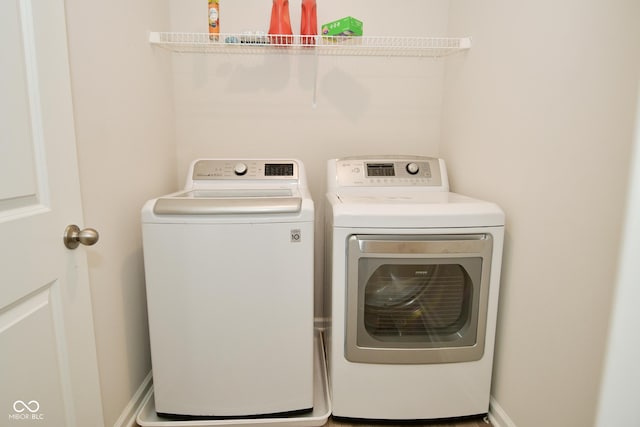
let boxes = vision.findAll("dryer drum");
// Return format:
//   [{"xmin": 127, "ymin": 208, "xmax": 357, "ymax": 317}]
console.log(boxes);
[{"xmin": 364, "ymin": 264, "xmax": 472, "ymax": 338}]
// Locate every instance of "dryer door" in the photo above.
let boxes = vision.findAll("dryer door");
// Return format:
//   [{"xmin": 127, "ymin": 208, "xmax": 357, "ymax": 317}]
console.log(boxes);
[{"xmin": 345, "ymin": 234, "xmax": 493, "ymax": 364}]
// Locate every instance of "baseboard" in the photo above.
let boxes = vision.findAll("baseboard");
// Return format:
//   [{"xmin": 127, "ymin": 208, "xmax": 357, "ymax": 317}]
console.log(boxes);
[
  {"xmin": 488, "ymin": 397, "xmax": 517, "ymax": 427},
  {"xmin": 113, "ymin": 371, "xmax": 153, "ymax": 427}
]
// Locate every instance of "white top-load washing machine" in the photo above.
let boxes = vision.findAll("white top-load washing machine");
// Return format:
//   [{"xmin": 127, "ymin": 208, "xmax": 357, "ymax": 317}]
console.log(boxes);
[
  {"xmin": 142, "ymin": 159, "xmax": 314, "ymax": 418},
  {"xmin": 324, "ymin": 155, "xmax": 505, "ymax": 420}
]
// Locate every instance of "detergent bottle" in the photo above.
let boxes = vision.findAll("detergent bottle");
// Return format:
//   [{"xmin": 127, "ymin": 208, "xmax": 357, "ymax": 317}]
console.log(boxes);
[
  {"xmin": 208, "ymin": 0, "xmax": 219, "ymax": 40},
  {"xmin": 300, "ymin": 0, "xmax": 317, "ymax": 45},
  {"xmin": 268, "ymin": 0, "xmax": 293, "ymax": 44}
]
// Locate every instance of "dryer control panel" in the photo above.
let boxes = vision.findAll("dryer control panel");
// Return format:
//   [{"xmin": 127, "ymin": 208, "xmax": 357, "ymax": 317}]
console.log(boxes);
[{"xmin": 334, "ymin": 156, "xmax": 445, "ymax": 188}]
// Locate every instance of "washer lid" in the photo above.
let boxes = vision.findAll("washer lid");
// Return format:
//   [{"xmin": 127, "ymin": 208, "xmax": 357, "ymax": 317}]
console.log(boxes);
[{"xmin": 153, "ymin": 189, "xmax": 302, "ymax": 215}]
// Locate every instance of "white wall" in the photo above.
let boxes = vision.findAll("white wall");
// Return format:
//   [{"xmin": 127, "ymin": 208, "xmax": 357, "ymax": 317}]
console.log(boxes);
[
  {"xmin": 443, "ymin": 1, "xmax": 640, "ymax": 426},
  {"xmin": 64, "ymin": 1, "xmax": 177, "ymax": 425},
  {"xmin": 168, "ymin": 0, "xmax": 451, "ymax": 316}
]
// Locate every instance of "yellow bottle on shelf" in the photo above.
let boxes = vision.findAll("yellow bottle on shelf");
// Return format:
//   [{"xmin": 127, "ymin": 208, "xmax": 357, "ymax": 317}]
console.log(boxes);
[{"xmin": 208, "ymin": 0, "xmax": 219, "ymax": 40}]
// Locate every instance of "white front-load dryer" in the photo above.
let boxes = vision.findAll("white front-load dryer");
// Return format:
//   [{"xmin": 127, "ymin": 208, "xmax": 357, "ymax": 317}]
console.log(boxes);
[
  {"xmin": 324, "ymin": 156, "xmax": 505, "ymax": 420},
  {"xmin": 142, "ymin": 159, "xmax": 314, "ymax": 418}
]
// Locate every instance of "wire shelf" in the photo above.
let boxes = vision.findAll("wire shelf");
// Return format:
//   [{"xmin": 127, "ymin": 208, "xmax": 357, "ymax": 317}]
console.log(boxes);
[{"xmin": 149, "ymin": 32, "xmax": 471, "ymax": 57}]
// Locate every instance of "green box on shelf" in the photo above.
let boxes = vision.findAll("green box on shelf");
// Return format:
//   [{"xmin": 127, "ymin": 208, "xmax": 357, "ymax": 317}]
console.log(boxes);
[{"xmin": 321, "ymin": 16, "xmax": 363, "ymax": 37}]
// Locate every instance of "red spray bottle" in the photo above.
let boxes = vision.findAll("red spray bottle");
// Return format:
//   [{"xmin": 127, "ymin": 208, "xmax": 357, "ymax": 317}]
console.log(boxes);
[
  {"xmin": 300, "ymin": 0, "xmax": 317, "ymax": 45},
  {"xmin": 268, "ymin": 0, "xmax": 293, "ymax": 44}
]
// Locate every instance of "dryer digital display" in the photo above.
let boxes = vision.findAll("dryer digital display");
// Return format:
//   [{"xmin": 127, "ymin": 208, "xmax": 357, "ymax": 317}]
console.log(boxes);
[{"xmin": 366, "ymin": 163, "xmax": 395, "ymax": 177}]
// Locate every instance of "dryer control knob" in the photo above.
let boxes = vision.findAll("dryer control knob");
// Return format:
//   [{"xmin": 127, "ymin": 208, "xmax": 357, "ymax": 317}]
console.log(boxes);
[
  {"xmin": 406, "ymin": 162, "xmax": 420, "ymax": 175},
  {"xmin": 234, "ymin": 163, "xmax": 248, "ymax": 176}
]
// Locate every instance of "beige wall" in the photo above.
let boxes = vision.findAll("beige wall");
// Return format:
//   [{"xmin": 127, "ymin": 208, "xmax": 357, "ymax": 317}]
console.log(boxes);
[
  {"xmin": 62, "ymin": 0, "xmax": 640, "ymax": 425},
  {"xmin": 168, "ymin": 0, "xmax": 450, "ymax": 316},
  {"xmin": 443, "ymin": 1, "xmax": 640, "ymax": 426},
  {"xmin": 64, "ymin": 1, "xmax": 450, "ymax": 423},
  {"xmin": 65, "ymin": 0, "xmax": 177, "ymax": 425}
]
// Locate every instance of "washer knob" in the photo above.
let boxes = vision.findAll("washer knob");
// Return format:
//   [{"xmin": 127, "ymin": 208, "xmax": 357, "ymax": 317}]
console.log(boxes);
[
  {"xmin": 406, "ymin": 162, "xmax": 420, "ymax": 175},
  {"xmin": 234, "ymin": 163, "xmax": 248, "ymax": 176}
]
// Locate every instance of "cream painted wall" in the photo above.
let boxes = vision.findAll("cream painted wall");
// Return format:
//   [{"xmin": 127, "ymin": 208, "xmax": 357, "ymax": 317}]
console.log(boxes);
[
  {"xmin": 64, "ymin": 0, "xmax": 177, "ymax": 425},
  {"xmin": 59, "ymin": 0, "xmax": 640, "ymax": 425},
  {"xmin": 167, "ymin": 0, "xmax": 452, "ymax": 316},
  {"xmin": 443, "ymin": 1, "xmax": 640, "ymax": 426}
]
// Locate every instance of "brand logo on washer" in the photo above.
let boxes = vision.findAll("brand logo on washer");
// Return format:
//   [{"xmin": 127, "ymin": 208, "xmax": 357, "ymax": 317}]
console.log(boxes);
[{"xmin": 290, "ymin": 229, "xmax": 302, "ymax": 243}]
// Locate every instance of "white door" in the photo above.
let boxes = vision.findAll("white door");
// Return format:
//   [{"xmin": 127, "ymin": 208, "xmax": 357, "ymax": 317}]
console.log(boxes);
[{"xmin": 0, "ymin": 0, "xmax": 104, "ymax": 425}]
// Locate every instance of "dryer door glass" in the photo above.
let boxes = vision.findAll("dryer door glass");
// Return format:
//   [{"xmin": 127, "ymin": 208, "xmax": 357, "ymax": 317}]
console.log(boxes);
[
  {"xmin": 345, "ymin": 234, "xmax": 493, "ymax": 364},
  {"xmin": 363, "ymin": 262, "xmax": 476, "ymax": 342}
]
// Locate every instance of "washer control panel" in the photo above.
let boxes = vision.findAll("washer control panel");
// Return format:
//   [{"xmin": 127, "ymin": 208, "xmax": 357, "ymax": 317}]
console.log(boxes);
[
  {"xmin": 192, "ymin": 159, "xmax": 298, "ymax": 180},
  {"xmin": 335, "ymin": 156, "xmax": 443, "ymax": 187}
]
